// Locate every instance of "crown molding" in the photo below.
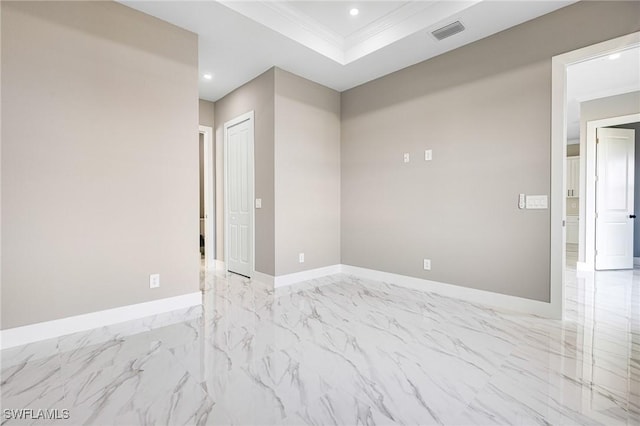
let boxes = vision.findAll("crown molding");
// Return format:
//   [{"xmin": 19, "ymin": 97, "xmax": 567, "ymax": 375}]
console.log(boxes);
[
  {"xmin": 345, "ymin": 0, "xmax": 479, "ymax": 63},
  {"xmin": 219, "ymin": 0, "xmax": 481, "ymax": 65},
  {"xmin": 219, "ymin": 0, "xmax": 346, "ymax": 64}
]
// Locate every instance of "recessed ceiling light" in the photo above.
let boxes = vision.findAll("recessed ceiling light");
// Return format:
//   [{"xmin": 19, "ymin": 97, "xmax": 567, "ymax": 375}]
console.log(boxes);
[
  {"xmin": 608, "ymin": 53, "xmax": 621, "ymax": 60},
  {"xmin": 349, "ymin": 8, "xmax": 359, "ymax": 16},
  {"xmin": 203, "ymin": 73, "xmax": 213, "ymax": 80}
]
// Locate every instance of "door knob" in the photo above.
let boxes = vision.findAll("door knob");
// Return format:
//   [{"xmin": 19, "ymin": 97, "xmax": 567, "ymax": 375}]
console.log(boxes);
[{"xmin": 630, "ymin": 215, "xmax": 636, "ymax": 219}]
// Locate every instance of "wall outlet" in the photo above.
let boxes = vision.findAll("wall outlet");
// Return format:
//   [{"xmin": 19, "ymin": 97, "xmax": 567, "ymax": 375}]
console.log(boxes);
[
  {"xmin": 299, "ymin": 253, "xmax": 305, "ymax": 263},
  {"xmin": 403, "ymin": 153, "xmax": 410, "ymax": 163},
  {"xmin": 423, "ymin": 259, "xmax": 431, "ymax": 270},
  {"xmin": 255, "ymin": 198, "xmax": 262, "ymax": 209},
  {"xmin": 425, "ymin": 149, "xmax": 432, "ymax": 161},
  {"xmin": 149, "ymin": 273, "xmax": 160, "ymax": 289}
]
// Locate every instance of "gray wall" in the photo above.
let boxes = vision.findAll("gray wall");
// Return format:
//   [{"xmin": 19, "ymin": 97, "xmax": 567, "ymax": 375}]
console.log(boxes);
[
  {"xmin": 579, "ymin": 91, "xmax": 640, "ymax": 261},
  {"xmin": 1, "ymin": 1, "xmax": 199, "ymax": 329},
  {"xmin": 341, "ymin": 1, "xmax": 640, "ymax": 303},
  {"xmin": 213, "ymin": 68, "xmax": 341, "ymax": 277},
  {"xmin": 274, "ymin": 69, "xmax": 341, "ymax": 275},
  {"xmin": 610, "ymin": 122, "xmax": 640, "ymax": 257},
  {"xmin": 199, "ymin": 99, "xmax": 215, "ymax": 128},
  {"xmin": 214, "ymin": 69, "xmax": 275, "ymax": 275}
]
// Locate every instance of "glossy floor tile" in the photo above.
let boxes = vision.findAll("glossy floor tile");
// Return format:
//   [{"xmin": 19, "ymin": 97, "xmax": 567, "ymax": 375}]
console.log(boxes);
[{"xmin": 1, "ymin": 261, "xmax": 639, "ymax": 425}]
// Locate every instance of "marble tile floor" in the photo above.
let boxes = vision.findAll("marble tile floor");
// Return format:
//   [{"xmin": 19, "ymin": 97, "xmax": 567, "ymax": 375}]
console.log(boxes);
[{"xmin": 1, "ymin": 261, "xmax": 638, "ymax": 425}]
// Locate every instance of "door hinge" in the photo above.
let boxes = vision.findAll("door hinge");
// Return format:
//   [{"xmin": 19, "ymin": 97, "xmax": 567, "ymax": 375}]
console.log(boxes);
[
  {"xmin": 595, "ymin": 212, "xmax": 599, "ymax": 219},
  {"xmin": 596, "ymin": 138, "xmax": 600, "ymax": 144},
  {"xmin": 595, "ymin": 249, "xmax": 598, "ymax": 256}
]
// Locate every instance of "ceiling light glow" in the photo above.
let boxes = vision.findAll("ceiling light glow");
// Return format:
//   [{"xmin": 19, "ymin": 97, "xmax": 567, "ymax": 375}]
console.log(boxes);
[
  {"xmin": 203, "ymin": 73, "xmax": 213, "ymax": 80},
  {"xmin": 349, "ymin": 8, "xmax": 359, "ymax": 16},
  {"xmin": 608, "ymin": 53, "xmax": 621, "ymax": 60}
]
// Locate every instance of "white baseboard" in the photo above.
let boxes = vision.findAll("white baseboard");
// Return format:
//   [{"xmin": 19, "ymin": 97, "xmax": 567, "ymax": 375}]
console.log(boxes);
[
  {"xmin": 576, "ymin": 261, "xmax": 593, "ymax": 271},
  {"xmin": 252, "ymin": 270, "xmax": 274, "ymax": 286},
  {"xmin": 214, "ymin": 260, "xmax": 226, "ymax": 270},
  {"xmin": 0, "ymin": 292, "xmax": 202, "ymax": 349},
  {"xmin": 273, "ymin": 264, "xmax": 343, "ymax": 288},
  {"xmin": 341, "ymin": 265, "xmax": 558, "ymax": 319},
  {"xmin": 253, "ymin": 262, "xmax": 556, "ymax": 318}
]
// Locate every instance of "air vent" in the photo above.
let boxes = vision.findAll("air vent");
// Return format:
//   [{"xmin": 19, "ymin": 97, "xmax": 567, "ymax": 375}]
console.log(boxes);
[{"xmin": 431, "ymin": 21, "xmax": 465, "ymax": 41}]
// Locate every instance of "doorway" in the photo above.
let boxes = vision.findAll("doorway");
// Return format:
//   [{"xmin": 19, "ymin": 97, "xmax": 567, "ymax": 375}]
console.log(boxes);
[
  {"xmin": 551, "ymin": 31, "xmax": 640, "ymax": 319},
  {"xmin": 199, "ymin": 125, "xmax": 215, "ymax": 268},
  {"xmin": 223, "ymin": 111, "xmax": 255, "ymax": 278}
]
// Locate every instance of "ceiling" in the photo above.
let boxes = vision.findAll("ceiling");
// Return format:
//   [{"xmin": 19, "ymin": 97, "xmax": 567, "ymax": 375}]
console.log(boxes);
[
  {"xmin": 566, "ymin": 46, "xmax": 640, "ymax": 141},
  {"xmin": 286, "ymin": 1, "xmax": 410, "ymax": 38},
  {"xmin": 120, "ymin": 0, "xmax": 577, "ymax": 102}
]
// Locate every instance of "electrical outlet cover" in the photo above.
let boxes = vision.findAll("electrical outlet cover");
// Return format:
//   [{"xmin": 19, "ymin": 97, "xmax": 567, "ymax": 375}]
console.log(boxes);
[
  {"xmin": 149, "ymin": 274, "xmax": 160, "ymax": 289},
  {"xmin": 423, "ymin": 259, "xmax": 431, "ymax": 270}
]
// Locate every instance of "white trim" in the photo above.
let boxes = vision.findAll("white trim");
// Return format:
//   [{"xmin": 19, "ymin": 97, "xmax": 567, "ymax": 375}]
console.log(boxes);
[
  {"xmin": 252, "ymin": 270, "xmax": 275, "ymax": 286},
  {"xmin": 217, "ymin": 1, "xmax": 479, "ymax": 65},
  {"xmin": 199, "ymin": 125, "xmax": 215, "ymax": 268},
  {"xmin": 0, "ymin": 292, "xmax": 202, "ymax": 349},
  {"xmin": 274, "ymin": 264, "xmax": 343, "ymax": 288},
  {"xmin": 205, "ymin": 259, "xmax": 226, "ymax": 271},
  {"xmin": 550, "ymin": 52, "xmax": 568, "ymax": 320},
  {"xmin": 246, "ymin": 263, "xmax": 557, "ymax": 318},
  {"xmin": 219, "ymin": 1, "xmax": 344, "ymax": 64},
  {"xmin": 584, "ymin": 114, "xmax": 640, "ymax": 270},
  {"xmin": 551, "ymin": 32, "xmax": 640, "ymax": 320},
  {"xmin": 344, "ymin": 1, "xmax": 479, "ymax": 63},
  {"xmin": 342, "ymin": 265, "xmax": 556, "ymax": 318},
  {"xmin": 576, "ymin": 261, "xmax": 593, "ymax": 272},
  {"xmin": 223, "ymin": 111, "xmax": 255, "ymax": 278}
]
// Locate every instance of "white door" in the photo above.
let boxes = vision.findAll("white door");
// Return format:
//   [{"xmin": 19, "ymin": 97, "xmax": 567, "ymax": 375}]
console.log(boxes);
[
  {"xmin": 224, "ymin": 112, "xmax": 254, "ymax": 277},
  {"xmin": 595, "ymin": 127, "xmax": 635, "ymax": 270}
]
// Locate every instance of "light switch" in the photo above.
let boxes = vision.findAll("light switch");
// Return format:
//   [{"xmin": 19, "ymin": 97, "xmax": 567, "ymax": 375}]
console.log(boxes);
[
  {"xmin": 518, "ymin": 194, "xmax": 526, "ymax": 209},
  {"xmin": 403, "ymin": 153, "xmax": 410, "ymax": 163},
  {"xmin": 425, "ymin": 150, "xmax": 432, "ymax": 161},
  {"xmin": 525, "ymin": 195, "xmax": 548, "ymax": 209},
  {"xmin": 255, "ymin": 198, "xmax": 262, "ymax": 209}
]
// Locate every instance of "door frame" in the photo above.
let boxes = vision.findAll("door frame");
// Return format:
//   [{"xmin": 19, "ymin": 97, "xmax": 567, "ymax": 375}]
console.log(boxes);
[
  {"xmin": 199, "ymin": 125, "xmax": 215, "ymax": 268},
  {"xmin": 223, "ymin": 111, "xmax": 255, "ymax": 277},
  {"xmin": 585, "ymin": 115, "xmax": 640, "ymax": 269},
  {"xmin": 551, "ymin": 31, "xmax": 640, "ymax": 319}
]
